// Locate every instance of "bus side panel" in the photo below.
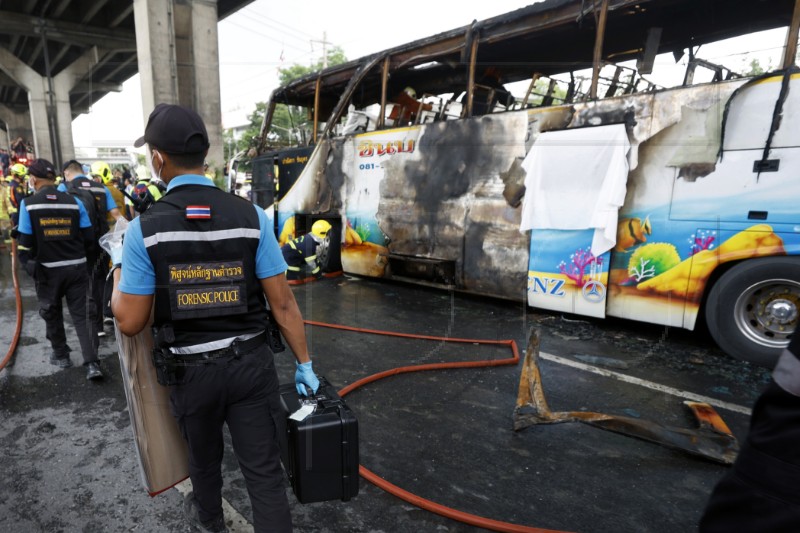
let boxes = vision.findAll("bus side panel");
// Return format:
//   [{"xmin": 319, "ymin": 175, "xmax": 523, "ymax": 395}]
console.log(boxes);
[
  {"xmin": 339, "ymin": 128, "xmax": 422, "ymax": 278},
  {"xmin": 372, "ymin": 113, "xmax": 531, "ymax": 299},
  {"xmin": 605, "ymin": 75, "xmax": 800, "ymax": 329},
  {"xmin": 528, "ymin": 228, "xmax": 610, "ymax": 318}
]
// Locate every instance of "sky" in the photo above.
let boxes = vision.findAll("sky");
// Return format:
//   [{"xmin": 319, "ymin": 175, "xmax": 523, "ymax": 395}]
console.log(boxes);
[{"xmin": 70, "ymin": 0, "xmax": 790, "ymax": 148}]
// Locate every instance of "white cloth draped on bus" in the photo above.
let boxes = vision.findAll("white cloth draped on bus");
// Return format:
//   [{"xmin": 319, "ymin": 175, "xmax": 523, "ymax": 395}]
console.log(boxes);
[{"xmin": 519, "ymin": 123, "xmax": 631, "ymax": 256}]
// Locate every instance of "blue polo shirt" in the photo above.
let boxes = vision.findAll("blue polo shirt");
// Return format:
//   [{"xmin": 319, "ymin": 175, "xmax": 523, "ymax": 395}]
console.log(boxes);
[
  {"xmin": 58, "ymin": 176, "xmax": 116, "ymax": 211},
  {"xmin": 17, "ymin": 189, "xmax": 92, "ymax": 235},
  {"xmin": 118, "ymin": 174, "xmax": 287, "ymax": 295}
]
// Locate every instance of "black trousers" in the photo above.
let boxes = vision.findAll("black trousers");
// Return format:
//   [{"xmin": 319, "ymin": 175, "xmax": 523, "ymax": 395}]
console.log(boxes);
[
  {"xmin": 169, "ymin": 343, "xmax": 292, "ymax": 532},
  {"xmin": 700, "ymin": 380, "xmax": 800, "ymax": 532},
  {"xmin": 35, "ymin": 263, "xmax": 98, "ymax": 364}
]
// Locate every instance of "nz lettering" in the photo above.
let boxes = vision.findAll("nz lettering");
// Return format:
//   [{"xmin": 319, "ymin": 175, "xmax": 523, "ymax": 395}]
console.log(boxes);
[{"xmin": 529, "ymin": 276, "xmax": 566, "ymax": 297}]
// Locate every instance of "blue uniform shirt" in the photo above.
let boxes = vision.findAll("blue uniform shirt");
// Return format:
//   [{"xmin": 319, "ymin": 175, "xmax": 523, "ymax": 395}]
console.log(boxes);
[
  {"xmin": 18, "ymin": 189, "xmax": 92, "ymax": 235},
  {"xmin": 58, "ymin": 176, "xmax": 116, "ymax": 211},
  {"xmin": 118, "ymin": 174, "xmax": 287, "ymax": 295}
]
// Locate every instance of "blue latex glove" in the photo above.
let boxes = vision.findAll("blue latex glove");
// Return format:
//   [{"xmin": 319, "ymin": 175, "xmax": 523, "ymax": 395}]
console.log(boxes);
[
  {"xmin": 295, "ymin": 361, "xmax": 320, "ymax": 396},
  {"xmin": 109, "ymin": 245, "xmax": 123, "ymax": 266}
]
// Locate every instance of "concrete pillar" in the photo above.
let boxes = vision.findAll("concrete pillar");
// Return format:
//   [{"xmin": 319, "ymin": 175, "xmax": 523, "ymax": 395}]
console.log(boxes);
[
  {"xmin": 52, "ymin": 47, "xmax": 107, "ymax": 160},
  {"xmin": 133, "ymin": 0, "xmax": 179, "ymax": 113},
  {"xmin": 27, "ymin": 81, "xmax": 54, "ymax": 161},
  {"xmin": 134, "ymin": 0, "xmax": 223, "ymax": 174},
  {"xmin": 186, "ymin": 0, "xmax": 224, "ymax": 172}
]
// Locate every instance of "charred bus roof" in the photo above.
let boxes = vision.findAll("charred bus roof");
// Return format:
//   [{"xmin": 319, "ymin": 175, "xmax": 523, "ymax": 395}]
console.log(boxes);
[{"xmin": 258, "ymin": 0, "xmax": 797, "ymax": 151}]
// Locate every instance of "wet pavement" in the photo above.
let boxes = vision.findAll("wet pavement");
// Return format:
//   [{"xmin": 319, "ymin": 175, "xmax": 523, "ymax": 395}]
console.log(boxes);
[{"xmin": 0, "ymin": 247, "xmax": 772, "ymax": 533}]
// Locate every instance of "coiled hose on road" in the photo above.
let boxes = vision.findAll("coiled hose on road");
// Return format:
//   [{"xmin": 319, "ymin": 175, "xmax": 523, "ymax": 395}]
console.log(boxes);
[
  {"xmin": 2, "ymin": 259, "xmax": 565, "ymax": 532},
  {"xmin": 1, "ymin": 239, "xmax": 22, "ymax": 372},
  {"xmin": 306, "ymin": 320, "xmax": 570, "ymax": 533}
]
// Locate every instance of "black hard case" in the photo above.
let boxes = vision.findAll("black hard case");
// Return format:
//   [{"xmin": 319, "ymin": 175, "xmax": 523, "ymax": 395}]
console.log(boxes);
[{"xmin": 277, "ymin": 376, "xmax": 359, "ymax": 503}]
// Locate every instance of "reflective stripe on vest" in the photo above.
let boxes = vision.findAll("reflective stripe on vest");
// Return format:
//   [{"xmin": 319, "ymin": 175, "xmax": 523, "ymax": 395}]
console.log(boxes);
[
  {"xmin": 41, "ymin": 257, "xmax": 87, "ymax": 268},
  {"xmin": 26, "ymin": 203, "xmax": 79, "ymax": 211},
  {"xmin": 143, "ymin": 228, "xmax": 260, "ymax": 248}
]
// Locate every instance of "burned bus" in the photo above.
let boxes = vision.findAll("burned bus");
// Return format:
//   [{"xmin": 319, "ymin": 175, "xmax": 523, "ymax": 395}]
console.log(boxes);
[{"xmin": 253, "ymin": 0, "xmax": 800, "ymax": 366}]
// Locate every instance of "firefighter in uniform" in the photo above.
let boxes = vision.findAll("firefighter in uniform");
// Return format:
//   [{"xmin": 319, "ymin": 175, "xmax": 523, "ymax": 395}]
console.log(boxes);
[
  {"xmin": 281, "ymin": 220, "xmax": 331, "ymax": 283},
  {"xmin": 60, "ymin": 159, "xmax": 113, "ymax": 337},
  {"xmin": 0, "ymin": 177, "xmax": 11, "ymax": 246},
  {"xmin": 126, "ymin": 171, "xmax": 165, "ymax": 215},
  {"xmin": 15, "ymin": 159, "xmax": 102, "ymax": 380},
  {"xmin": 90, "ymin": 161, "xmax": 125, "ymax": 227},
  {"xmin": 111, "ymin": 104, "xmax": 319, "ymax": 533},
  {"xmin": 7, "ymin": 162, "xmax": 28, "ymax": 227},
  {"xmin": 700, "ymin": 333, "xmax": 800, "ymax": 531}
]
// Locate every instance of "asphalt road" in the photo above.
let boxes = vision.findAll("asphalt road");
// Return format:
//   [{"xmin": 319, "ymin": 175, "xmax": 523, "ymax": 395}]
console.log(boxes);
[{"xmin": 0, "ymin": 249, "xmax": 771, "ymax": 533}]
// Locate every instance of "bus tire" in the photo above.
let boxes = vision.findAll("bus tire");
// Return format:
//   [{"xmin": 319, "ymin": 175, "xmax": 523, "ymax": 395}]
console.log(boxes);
[
  {"xmin": 317, "ymin": 224, "xmax": 342, "ymax": 273},
  {"xmin": 705, "ymin": 257, "xmax": 800, "ymax": 368}
]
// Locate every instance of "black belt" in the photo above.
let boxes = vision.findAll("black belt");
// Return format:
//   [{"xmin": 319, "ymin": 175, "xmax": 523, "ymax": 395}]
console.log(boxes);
[{"xmin": 171, "ymin": 332, "xmax": 267, "ymax": 363}]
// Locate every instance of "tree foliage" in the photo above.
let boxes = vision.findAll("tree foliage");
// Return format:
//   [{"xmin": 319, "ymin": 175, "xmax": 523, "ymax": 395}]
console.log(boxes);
[
  {"xmin": 743, "ymin": 58, "xmax": 770, "ymax": 77},
  {"xmin": 224, "ymin": 46, "xmax": 349, "ymax": 161}
]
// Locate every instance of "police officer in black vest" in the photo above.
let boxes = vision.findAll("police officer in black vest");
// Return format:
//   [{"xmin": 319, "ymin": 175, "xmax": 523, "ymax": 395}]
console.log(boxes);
[
  {"xmin": 111, "ymin": 104, "xmax": 319, "ymax": 533},
  {"xmin": 60, "ymin": 159, "xmax": 110, "ymax": 339},
  {"xmin": 700, "ymin": 333, "xmax": 800, "ymax": 531},
  {"xmin": 15, "ymin": 159, "xmax": 102, "ymax": 380}
]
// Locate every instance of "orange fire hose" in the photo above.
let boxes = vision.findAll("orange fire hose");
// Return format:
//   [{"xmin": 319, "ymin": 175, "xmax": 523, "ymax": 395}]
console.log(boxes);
[
  {"xmin": 1, "ymin": 238, "xmax": 22, "ymax": 372},
  {"xmin": 305, "ymin": 320, "xmax": 570, "ymax": 533}
]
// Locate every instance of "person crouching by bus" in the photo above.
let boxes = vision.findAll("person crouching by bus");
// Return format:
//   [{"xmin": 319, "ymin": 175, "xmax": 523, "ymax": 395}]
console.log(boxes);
[
  {"xmin": 281, "ymin": 220, "xmax": 331, "ymax": 284},
  {"xmin": 14, "ymin": 159, "xmax": 102, "ymax": 380},
  {"xmin": 699, "ymin": 333, "xmax": 800, "ymax": 531}
]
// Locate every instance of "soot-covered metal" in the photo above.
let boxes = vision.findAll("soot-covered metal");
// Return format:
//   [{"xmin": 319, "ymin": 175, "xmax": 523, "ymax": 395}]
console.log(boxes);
[{"xmin": 376, "ymin": 114, "xmax": 529, "ymax": 299}]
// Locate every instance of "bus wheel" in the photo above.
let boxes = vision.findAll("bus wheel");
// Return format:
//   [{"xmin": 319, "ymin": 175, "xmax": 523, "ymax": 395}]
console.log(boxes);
[
  {"xmin": 706, "ymin": 257, "xmax": 800, "ymax": 368},
  {"xmin": 317, "ymin": 224, "xmax": 342, "ymax": 273}
]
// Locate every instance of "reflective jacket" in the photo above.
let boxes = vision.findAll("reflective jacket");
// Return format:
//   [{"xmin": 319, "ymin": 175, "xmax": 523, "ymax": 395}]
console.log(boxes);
[
  {"xmin": 281, "ymin": 234, "xmax": 320, "ymax": 274},
  {"xmin": 139, "ymin": 184, "xmax": 268, "ymax": 348},
  {"xmin": 8, "ymin": 177, "xmax": 26, "ymax": 214}
]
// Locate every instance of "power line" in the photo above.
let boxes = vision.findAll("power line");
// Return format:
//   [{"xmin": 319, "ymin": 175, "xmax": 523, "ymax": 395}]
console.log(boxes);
[
  {"xmin": 225, "ymin": 20, "xmax": 308, "ymax": 54},
  {"xmin": 241, "ymin": 6, "xmax": 316, "ymax": 40},
  {"xmin": 241, "ymin": 8, "xmax": 315, "ymax": 45}
]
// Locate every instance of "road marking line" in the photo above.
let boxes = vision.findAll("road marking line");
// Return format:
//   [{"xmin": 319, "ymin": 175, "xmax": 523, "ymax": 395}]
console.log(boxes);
[
  {"xmin": 539, "ymin": 351, "xmax": 753, "ymax": 416},
  {"xmin": 175, "ymin": 479, "xmax": 254, "ymax": 532}
]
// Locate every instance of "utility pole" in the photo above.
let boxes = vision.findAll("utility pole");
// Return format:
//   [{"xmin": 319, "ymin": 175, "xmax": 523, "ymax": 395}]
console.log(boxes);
[{"xmin": 310, "ymin": 31, "xmax": 333, "ymax": 68}]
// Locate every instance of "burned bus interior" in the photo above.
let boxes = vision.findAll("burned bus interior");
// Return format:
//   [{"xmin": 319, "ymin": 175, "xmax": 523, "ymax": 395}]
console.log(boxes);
[{"xmin": 256, "ymin": 0, "xmax": 797, "ymax": 150}]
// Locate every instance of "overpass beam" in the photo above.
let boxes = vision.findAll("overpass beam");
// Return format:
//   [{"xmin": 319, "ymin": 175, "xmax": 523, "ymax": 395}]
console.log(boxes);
[{"xmin": 134, "ymin": 0, "xmax": 223, "ymax": 174}]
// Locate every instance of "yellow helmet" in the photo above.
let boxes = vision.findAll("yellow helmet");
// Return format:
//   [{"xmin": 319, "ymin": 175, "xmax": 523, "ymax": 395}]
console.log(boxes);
[
  {"xmin": 91, "ymin": 161, "xmax": 113, "ymax": 184},
  {"xmin": 10, "ymin": 163, "xmax": 27, "ymax": 178},
  {"xmin": 311, "ymin": 220, "xmax": 332, "ymax": 239}
]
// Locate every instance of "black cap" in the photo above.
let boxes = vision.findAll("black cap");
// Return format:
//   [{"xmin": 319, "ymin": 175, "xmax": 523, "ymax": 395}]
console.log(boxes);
[
  {"xmin": 62, "ymin": 159, "xmax": 83, "ymax": 173},
  {"xmin": 134, "ymin": 103, "xmax": 210, "ymax": 154},
  {"xmin": 28, "ymin": 158, "xmax": 56, "ymax": 179}
]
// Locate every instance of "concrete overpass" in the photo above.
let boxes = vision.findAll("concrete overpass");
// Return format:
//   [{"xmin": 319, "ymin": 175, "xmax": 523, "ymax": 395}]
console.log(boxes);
[{"xmin": 0, "ymin": 0, "xmax": 254, "ymax": 172}]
